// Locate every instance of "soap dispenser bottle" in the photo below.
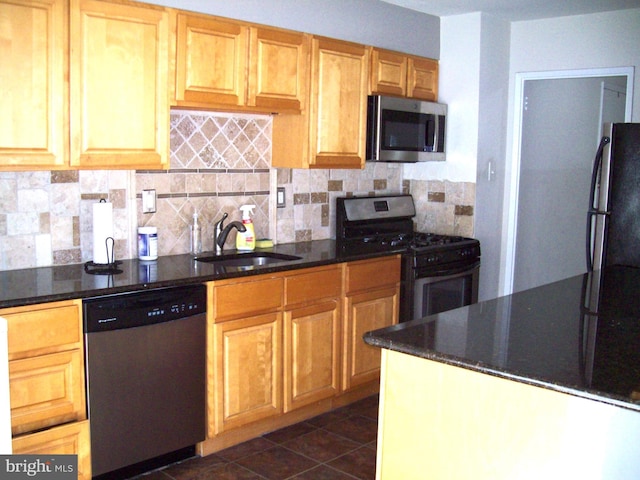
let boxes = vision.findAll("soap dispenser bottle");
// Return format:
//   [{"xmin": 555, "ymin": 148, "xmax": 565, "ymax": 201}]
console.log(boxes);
[
  {"xmin": 236, "ymin": 205, "xmax": 256, "ymax": 251},
  {"xmin": 190, "ymin": 212, "xmax": 202, "ymax": 255}
]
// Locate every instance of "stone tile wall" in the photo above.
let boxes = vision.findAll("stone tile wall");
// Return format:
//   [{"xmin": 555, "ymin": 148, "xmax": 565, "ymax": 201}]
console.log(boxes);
[
  {"xmin": 409, "ymin": 179, "xmax": 476, "ymax": 237},
  {"xmin": 136, "ymin": 111, "xmax": 273, "ymax": 255},
  {"xmin": 152, "ymin": 110, "xmax": 406, "ymax": 253},
  {"xmin": 0, "ymin": 170, "xmax": 132, "ymax": 270},
  {"xmin": 0, "ymin": 110, "xmax": 475, "ymax": 271}
]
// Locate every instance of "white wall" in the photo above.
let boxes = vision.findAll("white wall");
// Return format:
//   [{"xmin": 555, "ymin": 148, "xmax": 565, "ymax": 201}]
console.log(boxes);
[
  {"xmin": 403, "ymin": 13, "xmax": 481, "ymax": 184},
  {"xmin": 508, "ymin": 9, "xmax": 640, "ymax": 123},
  {"xmin": 146, "ymin": 0, "xmax": 440, "ymax": 59},
  {"xmin": 499, "ymin": 8, "xmax": 640, "ymax": 295},
  {"xmin": 475, "ymin": 14, "xmax": 511, "ymax": 301},
  {"xmin": 405, "ymin": 13, "xmax": 510, "ymax": 301}
]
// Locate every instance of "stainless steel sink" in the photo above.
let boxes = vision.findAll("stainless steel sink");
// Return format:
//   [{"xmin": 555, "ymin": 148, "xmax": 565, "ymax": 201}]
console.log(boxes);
[{"xmin": 194, "ymin": 252, "xmax": 302, "ymax": 267}]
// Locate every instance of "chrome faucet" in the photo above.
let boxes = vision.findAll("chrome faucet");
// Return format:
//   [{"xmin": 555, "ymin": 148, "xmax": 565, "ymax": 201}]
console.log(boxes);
[{"xmin": 213, "ymin": 213, "xmax": 246, "ymax": 254}]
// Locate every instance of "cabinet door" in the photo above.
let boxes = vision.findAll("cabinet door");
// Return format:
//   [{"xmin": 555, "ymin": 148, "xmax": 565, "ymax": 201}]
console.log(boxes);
[
  {"xmin": 370, "ymin": 48, "xmax": 407, "ymax": 97},
  {"xmin": 12, "ymin": 420, "xmax": 91, "ymax": 480},
  {"xmin": 0, "ymin": 0, "xmax": 67, "ymax": 169},
  {"xmin": 247, "ymin": 26, "xmax": 308, "ymax": 113},
  {"xmin": 9, "ymin": 350, "xmax": 86, "ymax": 436},
  {"xmin": 309, "ymin": 37, "xmax": 368, "ymax": 169},
  {"xmin": 407, "ymin": 56, "xmax": 438, "ymax": 101},
  {"xmin": 213, "ymin": 312, "xmax": 282, "ymax": 435},
  {"xmin": 174, "ymin": 13, "xmax": 248, "ymax": 108},
  {"xmin": 70, "ymin": 0, "xmax": 169, "ymax": 169},
  {"xmin": 343, "ymin": 286, "xmax": 398, "ymax": 390},
  {"xmin": 283, "ymin": 300, "xmax": 340, "ymax": 412}
]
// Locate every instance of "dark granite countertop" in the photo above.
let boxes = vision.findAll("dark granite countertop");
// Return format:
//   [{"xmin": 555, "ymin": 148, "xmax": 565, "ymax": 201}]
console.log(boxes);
[
  {"xmin": 0, "ymin": 239, "xmax": 402, "ymax": 309},
  {"xmin": 364, "ymin": 265, "xmax": 640, "ymax": 412}
]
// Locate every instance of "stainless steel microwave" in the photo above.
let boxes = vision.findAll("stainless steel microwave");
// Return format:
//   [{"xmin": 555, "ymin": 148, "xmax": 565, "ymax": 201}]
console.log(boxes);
[{"xmin": 366, "ymin": 95, "xmax": 446, "ymax": 162}]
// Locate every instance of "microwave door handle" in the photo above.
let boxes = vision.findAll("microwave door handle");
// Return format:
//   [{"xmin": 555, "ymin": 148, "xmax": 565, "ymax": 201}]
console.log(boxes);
[
  {"xmin": 435, "ymin": 114, "xmax": 446, "ymax": 154},
  {"xmin": 433, "ymin": 115, "xmax": 439, "ymax": 152},
  {"xmin": 424, "ymin": 116, "xmax": 435, "ymax": 152}
]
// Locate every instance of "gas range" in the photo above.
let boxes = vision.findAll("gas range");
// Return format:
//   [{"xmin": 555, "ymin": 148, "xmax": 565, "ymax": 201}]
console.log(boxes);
[
  {"xmin": 335, "ymin": 194, "xmax": 480, "ymax": 260},
  {"xmin": 336, "ymin": 194, "xmax": 481, "ymax": 322}
]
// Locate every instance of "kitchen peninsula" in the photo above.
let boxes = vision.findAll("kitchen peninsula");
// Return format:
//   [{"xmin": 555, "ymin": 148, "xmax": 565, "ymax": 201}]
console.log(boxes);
[{"xmin": 365, "ymin": 266, "xmax": 640, "ymax": 480}]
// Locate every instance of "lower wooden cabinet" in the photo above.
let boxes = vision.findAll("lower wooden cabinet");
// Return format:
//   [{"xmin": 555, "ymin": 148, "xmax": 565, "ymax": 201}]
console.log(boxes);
[
  {"xmin": 12, "ymin": 420, "xmax": 91, "ymax": 480},
  {"xmin": 342, "ymin": 256, "xmax": 401, "ymax": 390},
  {"xmin": 343, "ymin": 286, "xmax": 399, "ymax": 390},
  {"xmin": 204, "ymin": 259, "xmax": 399, "ymax": 453},
  {"xmin": 212, "ymin": 312, "xmax": 282, "ymax": 435},
  {"xmin": 3, "ymin": 299, "xmax": 89, "ymax": 474},
  {"xmin": 284, "ymin": 299, "xmax": 341, "ymax": 412},
  {"xmin": 9, "ymin": 350, "xmax": 85, "ymax": 436}
]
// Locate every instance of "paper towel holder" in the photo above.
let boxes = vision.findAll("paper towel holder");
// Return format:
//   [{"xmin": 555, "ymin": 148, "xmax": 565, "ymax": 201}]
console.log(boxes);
[{"xmin": 84, "ymin": 236, "xmax": 123, "ymax": 275}]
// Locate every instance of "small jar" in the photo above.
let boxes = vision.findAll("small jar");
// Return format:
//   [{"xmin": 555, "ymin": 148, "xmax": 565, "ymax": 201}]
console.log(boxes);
[{"xmin": 138, "ymin": 226, "xmax": 158, "ymax": 261}]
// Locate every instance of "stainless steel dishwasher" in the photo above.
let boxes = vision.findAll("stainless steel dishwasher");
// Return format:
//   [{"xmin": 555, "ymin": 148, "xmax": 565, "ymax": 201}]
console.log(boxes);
[{"xmin": 83, "ymin": 284, "xmax": 206, "ymax": 479}]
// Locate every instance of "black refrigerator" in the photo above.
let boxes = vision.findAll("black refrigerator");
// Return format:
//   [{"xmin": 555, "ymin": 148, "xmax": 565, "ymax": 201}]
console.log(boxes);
[{"xmin": 588, "ymin": 123, "xmax": 640, "ymax": 271}]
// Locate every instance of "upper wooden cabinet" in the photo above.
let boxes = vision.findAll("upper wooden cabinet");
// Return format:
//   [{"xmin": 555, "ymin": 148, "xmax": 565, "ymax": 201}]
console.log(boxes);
[
  {"xmin": 272, "ymin": 37, "xmax": 369, "ymax": 169},
  {"xmin": 173, "ymin": 13, "xmax": 248, "ymax": 108},
  {"xmin": 171, "ymin": 11, "xmax": 308, "ymax": 113},
  {"xmin": 0, "ymin": 0, "xmax": 68, "ymax": 170},
  {"xmin": 248, "ymin": 26, "xmax": 308, "ymax": 112},
  {"xmin": 370, "ymin": 48, "xmax": 438, "ymax": 101},
  {"xmin": 370, "ymin": 48, "xmax": 407, "ymax": 97},
  {"xmin": 70, "ymin": 0, "xmax": 169, "ymax": 169},
  {"xmin": 408, "ymin": 56, "xmax": 439, "ymax": 101}
]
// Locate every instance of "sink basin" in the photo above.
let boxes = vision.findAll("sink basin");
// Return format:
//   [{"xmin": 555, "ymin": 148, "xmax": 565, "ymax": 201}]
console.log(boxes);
[{"xmin": 194, "ymin": 252, "xmax": 302, "ymax": 268}]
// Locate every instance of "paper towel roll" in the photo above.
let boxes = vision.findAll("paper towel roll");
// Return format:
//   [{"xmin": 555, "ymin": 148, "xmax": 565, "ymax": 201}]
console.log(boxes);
[{"xmin": 93, "ymin": 200, "xmax": 114, "ymax": 264}]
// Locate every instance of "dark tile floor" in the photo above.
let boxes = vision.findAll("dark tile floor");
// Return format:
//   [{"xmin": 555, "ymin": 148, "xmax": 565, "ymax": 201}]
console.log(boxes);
[{"xmin": 135, "ymin": 394, "xmax": 379, "ymax": 480}]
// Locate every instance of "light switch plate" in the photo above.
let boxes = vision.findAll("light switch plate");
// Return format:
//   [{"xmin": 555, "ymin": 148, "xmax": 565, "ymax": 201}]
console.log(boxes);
[
  {"xmin": 142, "ymin": 189, "xmax": 156, "ymax": 213},
  {"xmin": 277, "ymin": 187, "xmax": 286, "ymax": 208}
]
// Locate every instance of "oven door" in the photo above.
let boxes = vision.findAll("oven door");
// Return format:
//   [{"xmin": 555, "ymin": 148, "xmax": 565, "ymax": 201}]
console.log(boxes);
[{"xmin": 412, "ymin": 263, "xmax": 479, "ymax": 321}]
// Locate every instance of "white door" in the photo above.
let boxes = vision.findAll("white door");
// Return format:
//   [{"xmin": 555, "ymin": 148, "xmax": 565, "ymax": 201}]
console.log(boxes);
[{"xmin": 509, "ymin": 72, "xmax": 629, "ymax": 294}]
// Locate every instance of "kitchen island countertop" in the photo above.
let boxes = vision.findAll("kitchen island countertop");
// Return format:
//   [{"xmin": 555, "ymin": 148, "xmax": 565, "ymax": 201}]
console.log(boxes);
[
  {"xmin": 0, "ymin": 239, "xmax": 401, "ymax": 309},
  {"xmin": 364, "ymin": 265, "xmax": 640, "ymax": 412}
]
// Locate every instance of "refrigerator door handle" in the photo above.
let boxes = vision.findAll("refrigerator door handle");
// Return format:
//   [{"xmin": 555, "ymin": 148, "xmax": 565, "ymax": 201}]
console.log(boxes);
[
  {"xmin": 588, "ymin": 208, "xmax": 610, "ymax": 216},
  {"xmin": 586, "ymin": 135, "xmax": 611, "ymax": 272}
]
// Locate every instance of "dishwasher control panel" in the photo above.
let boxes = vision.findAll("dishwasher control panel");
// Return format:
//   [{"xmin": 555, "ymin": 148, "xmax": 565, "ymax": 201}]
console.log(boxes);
[{"xmin": 83, "ymin": 284, "xmax": 207, "ymax": 333}]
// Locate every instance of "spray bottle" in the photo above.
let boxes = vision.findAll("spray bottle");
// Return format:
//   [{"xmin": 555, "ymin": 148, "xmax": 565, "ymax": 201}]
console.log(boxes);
[{"xmin": 235, "ymin": 205, "xmax": 256, "ymax": 251}]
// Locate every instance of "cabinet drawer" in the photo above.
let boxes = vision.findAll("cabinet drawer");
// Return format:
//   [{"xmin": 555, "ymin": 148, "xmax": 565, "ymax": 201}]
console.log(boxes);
[
  {"xmin": 12, "ymin": 420, "xmax": 91, "ymax": 480},
  {"xmin": 345, "ymin": 256, "xmax": 401, "ymax": 294},
  {"xmin": 4, "ymin": 300, "xmax": 82, "ymax": 360},
  {"xmin": 284, "ymin": 265, "xmax": 341, "ymax": 306},
  {"xmin": 9, "ymin": 350, "xmax": 86, "ymax": 436},
  {"xmin": 211, "ymin": 276, "xmax": 283, "ymax": 321}
]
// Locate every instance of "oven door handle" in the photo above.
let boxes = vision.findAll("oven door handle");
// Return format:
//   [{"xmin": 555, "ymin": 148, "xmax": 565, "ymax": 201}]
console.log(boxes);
[{"xmin": 414, "ymin": 260, "xmax": 480, "ymax": 279}]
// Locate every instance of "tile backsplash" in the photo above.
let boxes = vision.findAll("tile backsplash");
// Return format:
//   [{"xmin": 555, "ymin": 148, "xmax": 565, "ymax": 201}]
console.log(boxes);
[
  {"xmin": 136, "ymin": 111, "xmax": 273, "ymax": 256},
  {"xmin": 0, "ymin": 110, "xmax": 475, "ymax": 271}
]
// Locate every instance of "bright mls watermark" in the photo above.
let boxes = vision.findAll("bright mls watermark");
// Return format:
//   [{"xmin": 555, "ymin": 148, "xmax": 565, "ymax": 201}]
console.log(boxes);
[{"xmin": 1, "ymin": 455, "xmax": 77, "ymax": 479}]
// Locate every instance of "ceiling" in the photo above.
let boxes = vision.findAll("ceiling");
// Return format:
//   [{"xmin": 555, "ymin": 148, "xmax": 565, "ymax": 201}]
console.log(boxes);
[{"xmin": 380, "ymin": 0, "xmax": 640, "ymax": 21}]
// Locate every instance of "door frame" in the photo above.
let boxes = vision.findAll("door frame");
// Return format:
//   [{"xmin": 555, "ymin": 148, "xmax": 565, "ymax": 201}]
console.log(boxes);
[{"xmin": 502, "ymin": 67, "xmax": 634, "ymax": 296}]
